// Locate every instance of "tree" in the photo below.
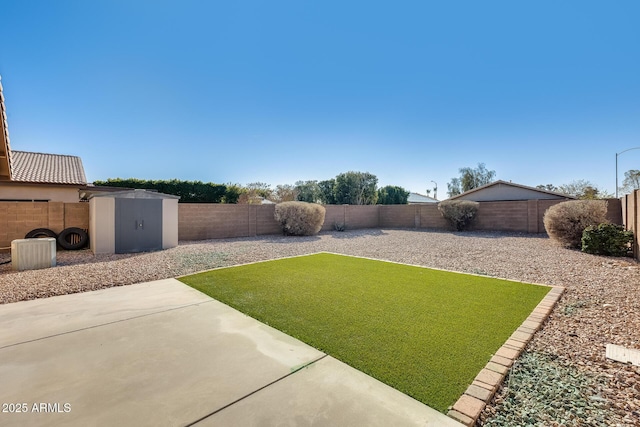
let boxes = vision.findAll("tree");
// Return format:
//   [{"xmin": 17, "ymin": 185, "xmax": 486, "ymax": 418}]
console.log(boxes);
[
  {"xmin": 238, "ymin": 182, "xmax": 272, "ymax": 204},
  {"xmin": 222, "ymin": 183, "xmax": 243, "ymax": 203},
  {"xmin": 272, "ymin": 184, "xmax": 298, "ymax": 203},
  {"xmin": 620, "ymin": 170, "xmax": 640, "ymax": 195},
  {"xmin": 536, "ymin": 184, "xmax": 559, "ymax": 192},
  {"xmin": 318, "ymin": 179, "xmax": 337, "ymax": 204},
  {"xmin": 295, "ymin": 180, "xmax": 321, "ymax": 203},
  {"xmin": 446, "ymin": 163, "xmax": 496, "ymax": 197},
  {"xmin": 557, "ymin": 180, "xmax": 612, "ymax": 199},
  {"xmin": 447, "ymin": 178, "xmax": 462, "ymax": 198},
  {"xmin": 377, "ymin": 185, "xmax": 410, "ymax": 204},
  {"xmin": 334, "ymin": 171, "xmax": 378, "ymax": 205}
]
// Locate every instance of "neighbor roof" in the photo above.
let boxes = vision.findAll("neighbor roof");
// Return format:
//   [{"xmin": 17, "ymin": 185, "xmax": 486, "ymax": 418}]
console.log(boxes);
[
  {"xmin": 0, "ymin": 76, "xmax": 12, "ymax": 181},
  {"xmin": 407, "ymin": 192, "xmax": 439, "ymax": 203},
  {"xmin": 11, "ymin": 151, "xmax": 87, "ymax": 185},
  {"xmin": 448, "ymin": 180, "xmax": 575, "ymax": 201}
]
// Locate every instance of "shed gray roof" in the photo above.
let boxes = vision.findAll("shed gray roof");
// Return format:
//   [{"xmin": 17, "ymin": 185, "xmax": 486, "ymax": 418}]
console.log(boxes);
[
  {"xmin": 11, "ymin": 150, "xmax": 87, "ymax": 185},
  {"xmin": 89, "ymin": 189, "xmax": 180, "ymax": 200}
]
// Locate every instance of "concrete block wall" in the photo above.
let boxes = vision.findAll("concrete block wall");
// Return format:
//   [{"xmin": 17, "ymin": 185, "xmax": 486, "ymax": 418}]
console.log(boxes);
[
  {"xmin": 346, "ymin": 205, "xmax": 379, "ymax": 229},
  {"xmin": 178, "ymin": 204, "xmax": 250, "ymax": 240},
  {"xmin": 321, "ymin": 205, "xmax": 347, "ymax": 231},
  {"xmin": 0, "ymin": 202, "xmax": 89, "ymax": 249},
  {"xmin": 419, "ymin": 204, "xmax": 450, "ymax": 229},
  {"xmin": 256, "ymin": 205, "xmax": 282, "ymax": 235},
  {"xmin": 2, "ymin": 198, "xmax": 625, "ymax": 249},
  {"xmin": 380, "ymin": 205, "xmax": 418, "ymax": 228},
  {"xmin": 176, "ymin": 201, "xmax": 583, "ymax": 240},
  {"xmin": 63, "ymin": 203, "xmax": 89, "ymax": 230},
  {"xmin": 606, "ymin": 198, "xmax": 623, "ymax": 225},
  {"xmin": 622, "ymin": 190, "xmax": 639, "ymax": 260},
  {"xmin": 471, "ymin": 201, "xmax": 529, "ymax": 232}
]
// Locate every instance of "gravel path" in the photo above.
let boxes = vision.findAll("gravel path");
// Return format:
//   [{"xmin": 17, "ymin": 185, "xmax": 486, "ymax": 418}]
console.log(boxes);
[{"xmin": 1, "ymin": 229, "xmax": 638, "ymax": 426}]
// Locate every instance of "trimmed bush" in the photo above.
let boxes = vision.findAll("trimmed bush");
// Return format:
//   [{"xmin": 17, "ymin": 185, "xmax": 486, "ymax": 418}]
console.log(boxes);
[
  {"xmin": 274, "ymin": 201, "xmax": 326, "ymax": 236},
  {"xmin": 581, "ymin": 223, "xmax": 634, "ymax": 256},
  {"xmin": 438, "ymin": 200, "xmax": 479, "ymax": 231},
  {"xmin": 543, "ymin": 200, "xmax": 608, "ymax": 248}
]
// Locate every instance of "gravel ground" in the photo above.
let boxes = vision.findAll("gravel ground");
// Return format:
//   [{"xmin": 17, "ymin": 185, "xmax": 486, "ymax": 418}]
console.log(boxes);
[{"xmin": 1, "ymin": 229, "xmax": 638, "ymax": 426}]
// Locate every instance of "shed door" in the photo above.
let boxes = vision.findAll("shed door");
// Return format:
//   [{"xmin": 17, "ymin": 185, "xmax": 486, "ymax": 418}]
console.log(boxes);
[{"xmin": 115, "ymin": 199, "xmax": 163, "ymax": 253}]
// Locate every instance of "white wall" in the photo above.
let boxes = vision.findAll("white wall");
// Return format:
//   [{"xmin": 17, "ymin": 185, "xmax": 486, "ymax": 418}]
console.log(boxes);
[
  {"xmin": 456, "ymin": 184, "xmax": 565, "ymax": 201},
  {"xmin": 0, "ymin": 183, "xmax": 80, "ymax": 202},
  {"xmin": 162, "ymin": 198, "xmax": 178, "ymax": 249},
  {"xmin": 89, "ymin": 197, "xmax": 115, "ymax": 254}
]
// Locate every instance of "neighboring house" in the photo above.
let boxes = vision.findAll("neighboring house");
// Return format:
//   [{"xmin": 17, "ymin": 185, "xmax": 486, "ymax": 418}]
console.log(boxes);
[
  {"xmin": 447, "ymin": 180, "xmax": 576, "ymax": 202},
  {"xmin": 407, "ymin": 192, "xmax": 439, "ymax": 204},
  {"xmin": 0, "ymin": 77, "xmax": 88, "ymax": 202}
]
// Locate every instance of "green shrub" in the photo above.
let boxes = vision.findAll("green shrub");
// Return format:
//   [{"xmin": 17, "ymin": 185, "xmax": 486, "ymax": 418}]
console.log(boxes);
[
  {"xmin": 543, "ymin": 200, "xmax": 608, "ymax": 248},
  {"xmin": 437, "ymin": 200, "xmax": 479, "ymax": 231},
  {"xmin": 377, "ymin": 185, "xmax": 410, "ymax": 204},
  {"xmin": 581, "ymin": 223, "xmax": 634, "ymax": 256},
  {"xmin": 274, "ymin": 201, "xmax": 326, "ymax": 236}
]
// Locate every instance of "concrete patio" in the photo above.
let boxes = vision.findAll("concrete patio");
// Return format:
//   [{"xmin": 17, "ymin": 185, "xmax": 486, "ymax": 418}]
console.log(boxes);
[{"xmin": 0, "ymin": 278, "xmax": 460, "ymax": 426}]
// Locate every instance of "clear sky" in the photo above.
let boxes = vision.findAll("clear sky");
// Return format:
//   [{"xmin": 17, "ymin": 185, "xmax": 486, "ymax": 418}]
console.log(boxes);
[{"xmin": 1, "ymin": 1, "xmax": 639, "ymax": 197}]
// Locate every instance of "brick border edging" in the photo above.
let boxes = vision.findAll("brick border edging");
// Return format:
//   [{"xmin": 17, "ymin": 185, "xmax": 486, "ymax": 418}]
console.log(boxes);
[{"xmin": 447, "ymin": 286, "xmax": 565, "ymax": 426}]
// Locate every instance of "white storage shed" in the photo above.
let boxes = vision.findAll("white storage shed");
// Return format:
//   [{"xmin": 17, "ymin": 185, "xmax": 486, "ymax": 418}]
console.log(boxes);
[{"xmin": 89, "ymin": 189, "xmax": 179, "ymax": 254}]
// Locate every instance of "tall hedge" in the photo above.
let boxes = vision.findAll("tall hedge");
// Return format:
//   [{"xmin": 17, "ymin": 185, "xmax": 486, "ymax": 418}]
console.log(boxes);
[{"xmin": 93, "ymin": 178, "xmax": 229, "ymax": 203}]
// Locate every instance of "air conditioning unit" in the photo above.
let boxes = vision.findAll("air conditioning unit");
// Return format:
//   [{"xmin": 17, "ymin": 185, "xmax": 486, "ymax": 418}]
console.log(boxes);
[{"xmin": 11, "ymin": 238, "xmax": 57, "ymax": 271}]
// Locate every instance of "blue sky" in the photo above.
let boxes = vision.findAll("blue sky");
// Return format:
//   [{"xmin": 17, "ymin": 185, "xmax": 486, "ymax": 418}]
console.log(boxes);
[{"xmin": 1, "ymin": 1, "xmax": 639, "ymax": 197}]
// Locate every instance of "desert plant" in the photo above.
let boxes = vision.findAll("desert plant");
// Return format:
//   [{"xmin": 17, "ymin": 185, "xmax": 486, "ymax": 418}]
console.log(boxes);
[
  {"xmin": 333, "ymin": 222, "xmax": 346, "ymax": 232},
  {"xmin": 581, "ymin": 223, "xmax": 634, "ymax": 256},
  {"xmin": 274, "ymin": 201, "xmax": 326, "ymax": 236},
  {"xmin": 543, "ymin": 200, "xmax": 608, "ymax": 248},
  {"xmin": 437, "ymin": 200, "xmax": 479, "ymax": 231}
]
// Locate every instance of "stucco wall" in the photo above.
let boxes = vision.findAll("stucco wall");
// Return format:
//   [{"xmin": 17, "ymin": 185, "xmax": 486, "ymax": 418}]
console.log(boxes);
[
  {"xmin": 455, "ymin": 183, "xmax": 567, "ymax": 202},
  {"xmin": 0, "ymin": 183, "xmax": 81, "ymax": 203}
]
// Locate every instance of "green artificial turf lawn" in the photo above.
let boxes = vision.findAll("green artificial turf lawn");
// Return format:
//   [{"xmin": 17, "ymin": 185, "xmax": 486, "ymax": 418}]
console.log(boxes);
[{"xmin": 179, "ymin": 252, "xmax": 550, "ymax": 412}]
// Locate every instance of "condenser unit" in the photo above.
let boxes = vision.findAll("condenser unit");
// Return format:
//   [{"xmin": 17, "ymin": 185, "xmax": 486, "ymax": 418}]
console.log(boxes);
[{"xmin": 11, "ymin": 238, "xmax": 56, "ymax": 271}]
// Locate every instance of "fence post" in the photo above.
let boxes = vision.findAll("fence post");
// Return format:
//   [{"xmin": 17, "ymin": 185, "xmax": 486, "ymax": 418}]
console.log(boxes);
[
  {"xmin": 527, "ymin": 200, "xmax": 539, "ymax": 233},
  {"xmin": 634, "ymin": 190, "xmax": 639, "ymax": 260}
]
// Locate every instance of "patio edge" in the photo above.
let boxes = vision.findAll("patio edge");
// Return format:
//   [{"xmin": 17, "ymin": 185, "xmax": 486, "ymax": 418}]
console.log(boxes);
[{"xmin": 446, "ymin": 285, "xmax": 565, "ymax": 426}]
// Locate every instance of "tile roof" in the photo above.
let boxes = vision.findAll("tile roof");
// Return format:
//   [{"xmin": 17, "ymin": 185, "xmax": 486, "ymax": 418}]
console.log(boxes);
[{"xmin": 11, "ymin": 150, "xmax": 87, "ymax": 185}]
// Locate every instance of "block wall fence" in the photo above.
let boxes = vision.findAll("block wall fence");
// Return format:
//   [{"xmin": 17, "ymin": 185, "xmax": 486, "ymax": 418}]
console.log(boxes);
[
  {"xmin": 0, "ymin": 198, "xmax": 624, "ymax": 251},
  {"xmin": 622, "ymin": 190, "xmax": 640, "ymax": 260},
  {"xmin": 177, "ymin": 198, "xmax": 623, "ymax": 240},
  {"xmin": 0, "ymin": 202, "xmax": 89, "ymax": 249}
]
